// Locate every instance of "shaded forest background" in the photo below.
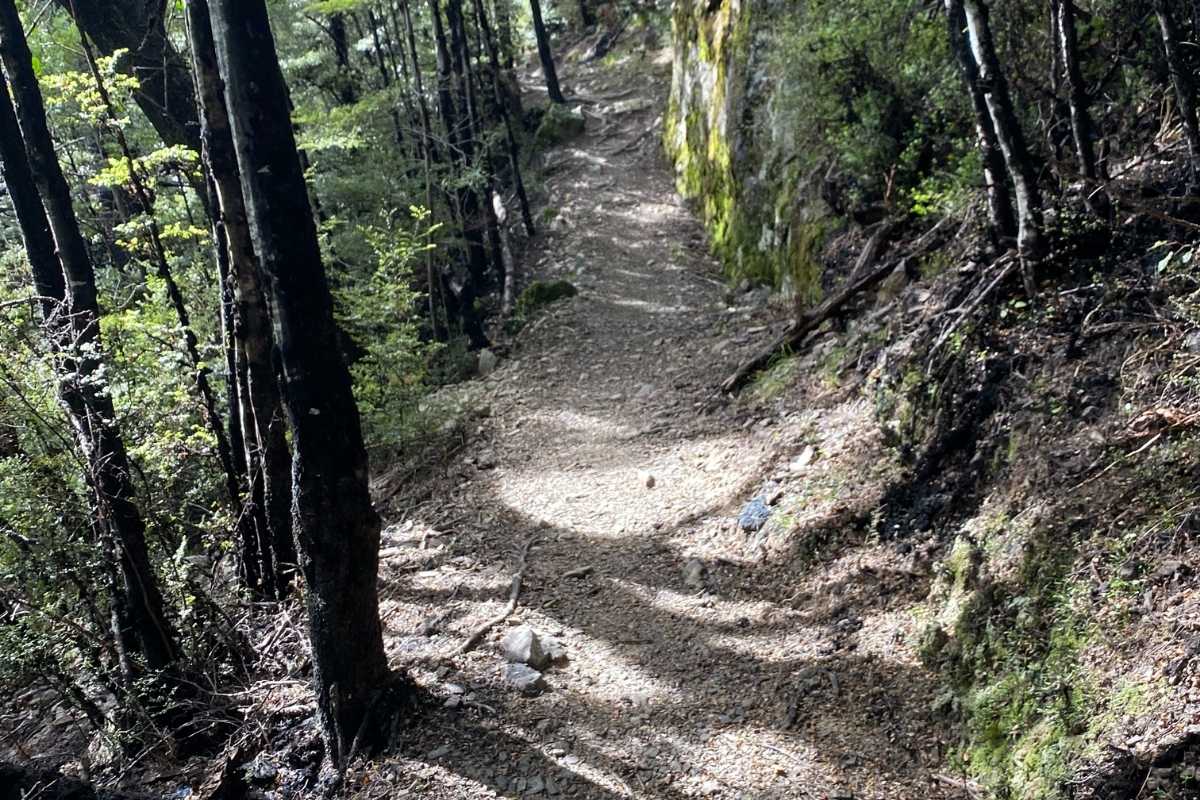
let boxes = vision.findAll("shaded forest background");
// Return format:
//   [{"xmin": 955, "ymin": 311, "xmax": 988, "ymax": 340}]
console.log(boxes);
[{"xmin": 1, "ymin": 0, "xmax": 1200, "ymax": 797}]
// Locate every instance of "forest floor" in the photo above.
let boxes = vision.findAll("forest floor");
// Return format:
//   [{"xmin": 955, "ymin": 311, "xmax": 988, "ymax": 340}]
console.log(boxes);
[{"xmin": 345, "ymin": 41, "xmax": 973, "ymax": 800}]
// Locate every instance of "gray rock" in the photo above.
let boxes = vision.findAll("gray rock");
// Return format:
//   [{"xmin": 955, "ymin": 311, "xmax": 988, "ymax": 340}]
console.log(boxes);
[
  {"xmin": 502, "ymin": 625, "xmax": 550, "ymax": 669},
  {"xmin": 477, "ymin": 348, "xmax": 499, "ymax": 377},
  {"xmin": 682, "ymin": 559, "xmax": 706, "ymax": 590},
  {"xmin": 505, "ymin": 663, "xmax": 547, "ymax": 695},
  {"xmin": 738, "ymin": 497, "xmax": 772, "ymax": 532}
]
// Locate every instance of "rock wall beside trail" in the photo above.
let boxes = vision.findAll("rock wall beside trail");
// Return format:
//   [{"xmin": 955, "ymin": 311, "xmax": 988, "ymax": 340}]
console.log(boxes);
[{"xmin": 665, "ymin": 0, "xmax": 832, "ymax": 303}]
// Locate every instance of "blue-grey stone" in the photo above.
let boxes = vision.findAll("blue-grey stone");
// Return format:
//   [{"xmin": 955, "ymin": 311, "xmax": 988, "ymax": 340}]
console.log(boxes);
[{"xmin": 738, "ymin": 497, "xmax": 772, "ymax": 532}]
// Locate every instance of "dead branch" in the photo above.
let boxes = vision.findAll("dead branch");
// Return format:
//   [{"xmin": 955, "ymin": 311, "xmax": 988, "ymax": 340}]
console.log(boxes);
[
  {"xmin": 457, "ymin": 535, "xmax": 536, "ymax": 653},
  {"xmin": 721, "ymin": 259, "xmax": 897, "ymax": 394}
]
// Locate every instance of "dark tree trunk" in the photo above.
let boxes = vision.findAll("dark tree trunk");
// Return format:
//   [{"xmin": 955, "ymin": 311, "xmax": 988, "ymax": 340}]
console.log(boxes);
[
  {"xmin": 204, "ymin": 0, "xmax": 391, "ymax": 767},
  {"xmin": 446, "ymin": 0, "xmax": 507, "ymax": 285},
  {"xmin": 0, "ymin": 0, "xmax": 178, "ymax": 676},
  {"xmin": 328, "ymin": 12, "xmax": 359, "ymax": 105},
  {"xmin": 491, "ymin": 0, "xmax": 516, "ymax": 71},
  {"xmin": 578, "ymin": 0, "xmax": 596, "ymax": 29},
  {"xmin": 473, "ymin": 0, "xmax": 535, "ymax": 236},
  {"xmin": 363, "ymin": 7, "xmax": 409, "ymax": 152},
  {"xmin": 55, "ymin": 0, "xmax": 200, "ymax": 151},
  {"xmin": 1154, "ymin": 0, "xmax": 1200, "ymax": 178},
  {"xmin": 945, "ymin": 0, "xmax": 1015, "ymax": 245},
  {"xmin": 429, "ymin": 0, "xmax": 492, "ymax": 347},
  {"xmin": 1053, "ymin": 0, "xmax": 1098, "ymax": 180},
  {"xmin": 76, "ymin": 24, "xmax": 246, "ymax": 572},
  {"xmin": 961, "ymin": 0, "xmax": 1045, "ymax": 294},
  {"xmin": 185, "ymin": 0, "xmax": 296, "ymax": 599},
  {"xmin": 529, "ymin": 0, "xmax": 566, "ymax": 103}
]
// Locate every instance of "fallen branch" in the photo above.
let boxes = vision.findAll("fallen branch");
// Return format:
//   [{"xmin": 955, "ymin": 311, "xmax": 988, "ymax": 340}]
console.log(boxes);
[
  {"xmin": 457, "ymin": 536, "xmax": 536, "ymax": 653},
  {"xmin": 928, "ymin": 257, "xmax": 1018, "ymax": 359},
  {"xmin": 721, "ymin": 259, "xmax": 898, "ymax": 394}
]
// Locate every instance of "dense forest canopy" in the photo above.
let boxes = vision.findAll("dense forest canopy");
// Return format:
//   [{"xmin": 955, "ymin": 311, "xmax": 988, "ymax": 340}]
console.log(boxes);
[{"xmin": 0, "ymin": 0, "xmax": 1199, "ymax": 797}]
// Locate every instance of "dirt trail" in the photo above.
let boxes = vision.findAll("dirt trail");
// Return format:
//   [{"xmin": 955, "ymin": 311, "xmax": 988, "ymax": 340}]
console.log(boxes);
[{"xmin": 366, "ymin": 46, "xmax": 967, "ymax": 800}]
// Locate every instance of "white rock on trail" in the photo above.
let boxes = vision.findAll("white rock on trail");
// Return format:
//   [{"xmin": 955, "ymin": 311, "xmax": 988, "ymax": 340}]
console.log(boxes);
[{"xmin": 501, "ymin": 624, "xmax": 550, "ymax": 670}]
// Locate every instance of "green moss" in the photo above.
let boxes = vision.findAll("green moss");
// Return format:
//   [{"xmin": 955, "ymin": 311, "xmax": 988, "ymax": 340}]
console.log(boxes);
[
  {"xmin": 516, "ymin": 280, "xmax": 578, "ymax": 315},
  {"xmin": 534, "ymin": 104, "xmax": 586, "ymax": 147},
  {"xmin": 749, "ymin": 353, "xmax": 798, "ymax": 402}
]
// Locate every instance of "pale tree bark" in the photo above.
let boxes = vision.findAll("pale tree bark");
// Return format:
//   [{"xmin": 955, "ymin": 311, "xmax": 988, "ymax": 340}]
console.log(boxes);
[
  {"xmin": 203, "ymin": 0, "xmax": 392, "ymax": 767},
  {"xmin": 1052, "ymin": 0, "xmax": 1098, "ymax": 180},
  {"xmin": 1153, "ymin": 0, "xmax": 1200, "ymax": 179},
  {"xmin": 945, "ymin": 0, "xmax": 1015, "ymax": 246},
  {"xmin": 962, "ymin": 0, "xmax": 1045, "ymax": 294},
  {"xmin": 184, "ymin": 0, "xmax": 296, "ymax": 600},
  {"xmin": 0, "ymin": 0, "xmax": 178, "ymax": 677}
]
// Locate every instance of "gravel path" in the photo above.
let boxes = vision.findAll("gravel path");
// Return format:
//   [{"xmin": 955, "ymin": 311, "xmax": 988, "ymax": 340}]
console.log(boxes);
[{"xmin": 362, "ymin": 45, "xmax": 968, "ymax": 800}]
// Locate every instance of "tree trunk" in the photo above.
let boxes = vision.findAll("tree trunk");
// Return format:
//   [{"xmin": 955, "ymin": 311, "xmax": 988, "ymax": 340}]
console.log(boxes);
[
  {"xmin": 1053, "ymin": 0, "xmax": 1098, "ymax": 179},
  {"xmin": 204, "ymin": 0, "xmax": 391, "ymax": 767},
  {"xmin": 578, "ymin": 0, "xmax": 596, "ymax": 29},
  {"xmin": 0, "ymin": 0, "xmax": 178, "ymax": 676},
  {"xmin": 328, "ymin": 12, "xmax": 359, "ymax": 105},
  {"xmin": 529, "ymin": 0, "xmax": 566, "ymax": 103},
  {"xmin": 1154, "ymin": 0, "xmax": 1200, "ymax": 179},
  {"xmin": 429, "ymin": 0, "xmax": 492, "ymax": 347},
  {"xmin": 474, "ymin": 0, "xmax": 535, "ymax": 235},
  {"xmin": 54, "ymin": 0, "xmax": 200, "ymax": 151},
  {"xmin": 492, "ymin": 0, "xmax": 516, "ymax": 71},
  {"xmin": 75, "ymin": 19, "xmax": 246, "ymax": 573},
  {"xmin": 945, "ymin": 0, "xmax": 1015, "ymax": 245},
  {"xmin": 185, "ymin": 0, "xmax": 296, "ymax": 599},
  {"xmin": 961, "ymin": 0, "xmax": 1045, "ymax": 294}
]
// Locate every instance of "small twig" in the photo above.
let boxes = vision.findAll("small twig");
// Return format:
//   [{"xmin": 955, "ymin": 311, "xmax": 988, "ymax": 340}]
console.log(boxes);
[
  {"xmin": 928, "ymin": 258, "xmax": 1018, "ymax": 360},
  {"xmin": 561, "ymin": 564, "xmax": 595, "ymax": 579},
  {"xmin": 457, "ymin": 536, "xmax": 536, "ymax": 653}
]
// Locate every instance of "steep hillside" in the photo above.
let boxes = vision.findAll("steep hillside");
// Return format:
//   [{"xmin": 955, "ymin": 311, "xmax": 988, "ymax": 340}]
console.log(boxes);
[{"xmin": 666, "ymin": 1, "xmax": 1200, "ymax": 798}]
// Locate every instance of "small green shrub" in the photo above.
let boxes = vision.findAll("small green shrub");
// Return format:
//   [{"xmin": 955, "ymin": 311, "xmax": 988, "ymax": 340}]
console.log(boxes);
[{"xmin": 516, "ymin": 279, "xmax": 578, "ymax": 315}]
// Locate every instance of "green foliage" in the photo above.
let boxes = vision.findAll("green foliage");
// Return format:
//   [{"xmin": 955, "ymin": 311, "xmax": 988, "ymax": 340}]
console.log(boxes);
[
  {"xmin": 516, "ymin": 279, "xmax": 578, "ymax": 314},
  {"xmin": 534, "ymin": 103, "xmax": 586, "ymax": 146},
  {"xmin": 764, "ymin": 0, "xmax": 966, "ymax": 214},
  {"xmin": 339, "ymin": 207, "xmax": 439, "ymax": 449}
]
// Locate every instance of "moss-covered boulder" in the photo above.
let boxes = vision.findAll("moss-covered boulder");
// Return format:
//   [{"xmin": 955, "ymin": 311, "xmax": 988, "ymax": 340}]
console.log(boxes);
[
  {"xmin": 516, "ymin": 280, "xmax": 578, "ymax": 315},
  {"xmin": 535, "ymin": 104, "xmax": 586, "ymax": 147}
]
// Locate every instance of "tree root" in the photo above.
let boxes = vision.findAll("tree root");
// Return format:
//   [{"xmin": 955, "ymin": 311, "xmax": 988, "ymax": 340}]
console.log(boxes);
[{"xmin": 457, "ymin": 536, "xmax": 536, "ymax": 653}]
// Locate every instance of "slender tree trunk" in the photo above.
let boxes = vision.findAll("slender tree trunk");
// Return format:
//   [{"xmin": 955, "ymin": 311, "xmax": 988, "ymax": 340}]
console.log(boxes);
[
  {"xmin": 429, "ymin": 0, "xmax": 492, "ymax": 347},
  {"xmin": 961, "ymin": 0, "xmax": 1045, "ymax": 294},
  {"xmin": 945, "ymin": 0, "xmax": 1015, "ymax": 246},
  {"xmin": 364, "ymin": 7, "xmax": 408, "ymax": 152},
  {"xmin": 75, "ymin": 18, "xmax": 245, "ymax": 562},
  {"xmin": 578, "ymin": 0, "xmax": 596, "ymax": 29},
  {"xmin": 0, "ymin": 0, "xmax": 178, "ymax": 675},
  {"xmin": 1053, "ymin": 0, "xmax": 1098, "ymax": 179},
  {"xmin": 492, "ymin": 0, "xmax": 516, "ymax": 71},
  {"xmin": 529, "ymin": 0, "xmax": 566, "ymax": 103},
  {"xmin": 185, "ymin": 0, "xmax": 296, "ymax": 599},
  {"xmin": 328, "ymin": 12, "xmax": 359, "ymax": 105},
  {"xmin": 204, "ymin": 0, "xmax": 392, "ymax": 767},
  {"xmin": 474, "ymin": 0, "xmax": 535, "ymax": 235},
  {"xmin": 447, "ymin": 0, "xmax": 506, "ymax": 284},
  {"xmin": 1154, "ymin": 0, "xmax": 1200, "ymax": 179}
]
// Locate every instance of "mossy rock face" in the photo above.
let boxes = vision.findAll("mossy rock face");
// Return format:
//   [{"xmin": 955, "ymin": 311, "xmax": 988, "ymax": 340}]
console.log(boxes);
[
  {"xmin": 535, "ymin": 104, "xmax": 586, "ymax": 147},
  {"xmin": 516, "ymin": 280, "xmax": 578, "ymax": 315},
  {"xmin": 665, "ymin": 0, "xmax": 832, "ymax": 304}
]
